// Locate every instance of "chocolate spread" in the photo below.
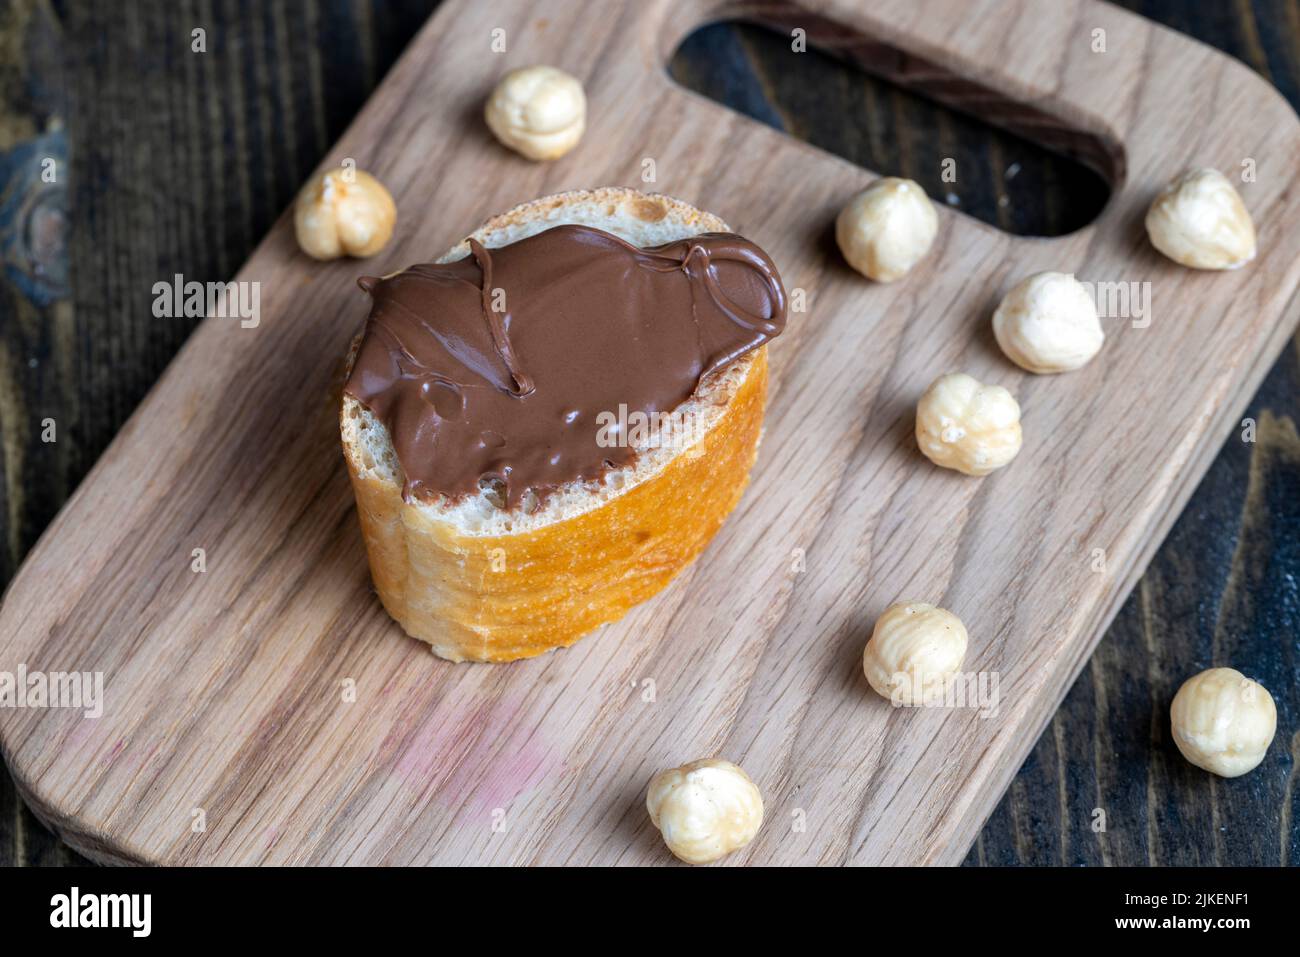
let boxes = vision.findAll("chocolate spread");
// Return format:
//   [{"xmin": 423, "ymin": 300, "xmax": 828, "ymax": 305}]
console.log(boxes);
[{"xmin": 345, "ymin": 224, "xmax": 787, "ymax": 508}]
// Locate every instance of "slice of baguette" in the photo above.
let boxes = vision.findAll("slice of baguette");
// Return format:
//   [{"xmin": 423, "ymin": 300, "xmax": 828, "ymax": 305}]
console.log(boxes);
[{"xmin": 340, "ymin": 187, "xmax": 769, "ymax": 662}]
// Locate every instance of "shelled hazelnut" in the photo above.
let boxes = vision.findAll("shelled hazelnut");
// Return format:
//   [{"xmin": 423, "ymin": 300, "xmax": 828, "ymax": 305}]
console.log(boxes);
[
  {"xmin": 863, "ymin": 601, "xmax": 968, "ymax": 705},
  {"xmin": 293, "ymin": 168, "xmax": 396, "ymax": 260},
  {"xmin": 992, "ymin": 272, "xmax": 1104, "ymax": 373},
  {"xmin": 835, "ymin": 178, "xmax": 938, "ymax": 282},
  {"xmin": 1145, "ymin": 168, "xmax": 1256, "ymax": 270},
  {"xmin": 1170, "ymin": 668, "xmax": 1276, "ymax": 777},
  {"xmin": 915, "ymin": 372, "xmax": 1022, "ymax": 476},
  {"xmin": 485, "ymin": 65, "xmax": 586, "ymax": 161},
  {"xmin": 646, "ymin": 759, "xmax": 763, "ymax": 864}
]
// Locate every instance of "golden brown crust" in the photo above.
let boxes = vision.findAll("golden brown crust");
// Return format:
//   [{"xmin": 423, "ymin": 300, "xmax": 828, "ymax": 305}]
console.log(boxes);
[{"xmin": 346, "ymin": 349, "xmax": 767, "ymax": 661}]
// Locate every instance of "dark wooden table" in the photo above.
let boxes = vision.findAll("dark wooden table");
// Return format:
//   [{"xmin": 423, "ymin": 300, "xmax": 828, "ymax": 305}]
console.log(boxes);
[{"xmin": 1, "ymin": 0, "xmax": 1295, "ymax": 866}]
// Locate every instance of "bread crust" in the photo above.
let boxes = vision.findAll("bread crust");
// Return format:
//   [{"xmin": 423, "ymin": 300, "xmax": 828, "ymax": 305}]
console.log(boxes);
[{"xmin": 341, "ymin": 188, "xmax": 770, "ymax": 662}]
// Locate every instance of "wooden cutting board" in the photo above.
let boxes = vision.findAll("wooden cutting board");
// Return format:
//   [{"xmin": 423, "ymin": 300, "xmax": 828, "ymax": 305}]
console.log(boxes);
[{"xmin": 2, "ymin": 0, "xmax": 1297, "ymax": 866}]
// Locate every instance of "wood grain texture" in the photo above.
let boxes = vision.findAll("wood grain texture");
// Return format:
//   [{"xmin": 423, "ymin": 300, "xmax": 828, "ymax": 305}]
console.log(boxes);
[
  {"xmin": 674, "ymin": 8, "xmax": 1300, "ymax": 866},
  {"xmin": 1, "ymin": 0, "xmax": 1297, "ymax": 866}
]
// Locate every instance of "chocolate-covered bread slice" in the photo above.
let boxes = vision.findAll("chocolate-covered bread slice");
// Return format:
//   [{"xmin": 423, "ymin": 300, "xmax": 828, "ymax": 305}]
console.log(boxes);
[{"xmin": 340, "ymin": 187, "xmax": 786, "ymax": 661}]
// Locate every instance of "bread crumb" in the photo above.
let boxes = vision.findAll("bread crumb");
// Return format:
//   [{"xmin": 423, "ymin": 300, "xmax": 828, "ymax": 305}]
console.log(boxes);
[{"xmin": 633, "ymin": 199, "xmax": 667, "ymax": 222}]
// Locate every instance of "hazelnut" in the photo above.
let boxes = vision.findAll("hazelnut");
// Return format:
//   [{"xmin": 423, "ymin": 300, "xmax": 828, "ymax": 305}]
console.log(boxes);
[
  {"xmin": 1145, "ymin": 168, "xmax": 1256, "ymax": 270},
  {"xmin": 646, "ymin": 758, "xmax": 763, "ymax": 864},
  {"xmin": 915, "ymin": 372, "xmax": 1022, "ymax": 476},
  {"xmin": 836, "ymin": 177, "xmax": 938, "ymax": 282},
  {"xmin": 1170, "ymin": 667, "xmax": 1276, "ymax": 778},
  {"xmin": 992, "ymin": 272, "xmax": 1104, "ymax": 374},
  {"xmin": 863, "ymin": 601, "xmax": 968, "ymax": 705},
  {"xmin": 485, "ymin": 65, "xmax": 586, "ymax": 161},
  {"xmin": 293, "ymin": 168, "xmax": 396, "ymax": 260}
]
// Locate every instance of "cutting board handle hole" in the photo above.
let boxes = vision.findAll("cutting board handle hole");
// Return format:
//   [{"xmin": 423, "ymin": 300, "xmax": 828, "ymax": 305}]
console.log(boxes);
[{"xmin": 668, "ymin": 20, "xmax": 1122, "ymax": 238}]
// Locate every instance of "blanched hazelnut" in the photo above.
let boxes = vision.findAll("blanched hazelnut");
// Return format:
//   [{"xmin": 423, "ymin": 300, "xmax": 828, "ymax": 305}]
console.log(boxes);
[
  {"xmin": 485, "ymin": 65, "xmax": 586, "ymax": 161},
  {"xmin": 1145, "ymin": 168, "xmax": 1256, "ymax": 270},
  {"xmin": 1170, "ymin": 668, "xmax": 1276, "ymax": 778},
  {"xmin": 836, "ymin": 177, "xmax": 938, "ymax": 282},
  {"xmin": 916, "ymin": 372, "xmax": 1022, "ymax": 476},
  {"xmin": 646, "ymin": 759, "xmax": 763, "ymax": 864},
  {"xmin": 992, "ymin": 272, "xmax": 1104, "ymax": 374},
  {"xmin": 294, "ymin": 168, "xmax": 396, "ymax": 260},
  {"xmin": 863, "ymin": 601, "xmax": 968, "ymax": 705}
]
